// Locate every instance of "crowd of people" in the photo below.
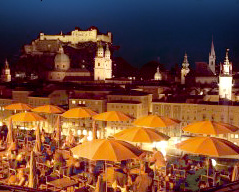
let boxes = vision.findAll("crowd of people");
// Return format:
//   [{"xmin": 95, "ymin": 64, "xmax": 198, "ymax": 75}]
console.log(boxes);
[{"xmin": 0, "ymin": 125, "xmax": 237, "ymax": 192}]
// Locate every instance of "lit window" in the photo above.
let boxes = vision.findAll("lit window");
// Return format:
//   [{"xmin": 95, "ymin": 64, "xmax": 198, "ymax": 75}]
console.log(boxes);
[
  {"xmin": 79, "ymin": 101, "xmax": 82, "ymax": 104},
  {"xmin": 72, "ymin": 100, "xmax": 76, "ymax": 104},
  {"xmin": 235, "ymin": 134, "xmax": 238, "ymax": 139},
  {"xmin": 83, "ymin": 101, "xmax": 85, "ymax": 104},
  {"xmin": 231, "ymin": 134, "xmax": 235, "ymax": 138}
]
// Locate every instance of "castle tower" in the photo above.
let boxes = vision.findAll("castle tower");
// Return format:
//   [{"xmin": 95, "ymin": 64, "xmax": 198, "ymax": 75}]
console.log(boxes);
[
  {"xmin": 154, "ymin": 66, "xmax": 162, "ymax": 80},
  {"xmin": 181, "ymin": 53, "xmax": 190, "ymax": 84},
  {"xmin": 209, "ymin": 38, "xmax": 216, "ymax": 74},
  {"xmin": 219, "ymin": 49, "xmax": 233, "ymax": 100},
  {"xmin": 94, "ymin": 44, "xmax": 112, "ymax": 80},
  {"xmin": 1, "ymin": 59, "xmax": 11, "ymax": 82}
]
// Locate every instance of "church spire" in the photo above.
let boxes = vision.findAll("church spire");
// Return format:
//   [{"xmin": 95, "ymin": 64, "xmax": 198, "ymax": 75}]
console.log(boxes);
[
  {"xmin": 210, "ymin": 38, "xmax": 215, "ymax": 57},
  {"xmin": 209, "ymin": 37, "xmax": 216, "ymax": 74},
  {"xmin": 5, "ymin": 59, "xmax": 9, "ymax": 69}
]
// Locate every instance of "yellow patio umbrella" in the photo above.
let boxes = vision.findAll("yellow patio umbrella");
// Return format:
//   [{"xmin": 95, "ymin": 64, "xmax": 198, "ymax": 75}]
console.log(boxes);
[
  {"xmin": 34, "ymin": 124, "xmax": 41, "ymax": 153},
  {"xmin": 6, "ymin": 118, "xmax": 14, "ymax": 147},
  {"xmin": 93, "ymin": 111, "xmax": 132, "ymax": 140},
  {"xmin": 71, "ymin": 139, "xmax": 142, "ymax": 161},
  {"xmin": 55, "ymin": 115, "xmax": 61, "ymax": 146},
  {"xmin": 32, "ymin": 104, "xmax": 65, "ymax": 114},
  {"xmin": 176, "ymin": 136, "xmax": 239, "ymax": 157},
  {"xmin": 133, "ymin": 115, "xmax": 180, "ymax": 128},
  {"xmin": 9, "ymin": 112, "xmax": 46, "ymax": 122},
  {"xmin": 61, "ymin": 107, "xmax": 98, "ymax": 119},
  {"xmin": 9, "ymin": 112, "xmax": 45, "ymax": 148},
  {"xmin": 93, "ymin": 111, "xmax": 131, "ymax": 122},
  {"xmin": 113, "ymin": 126, "xmax": 170, "ymax": 143},
  {"xmin": 29, "ymin": 151, "xmax": 37, "ymax": 188},
  {"xmin": 4, "ymin": 103, "xmax": 33, "ymax": 111},
  {"xmin": 182, "ymin": 120, "xmax": 239, "ymax": 135}
]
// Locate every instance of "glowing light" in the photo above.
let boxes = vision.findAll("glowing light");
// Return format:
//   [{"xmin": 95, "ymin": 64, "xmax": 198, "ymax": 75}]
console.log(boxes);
[
  {"xmin": 83, "ymin": 130, "xmax": 87, "ymax": 135},
  {"xmin": 212, "ymin": 159, "xmax": 217, "ymax": 167},
  {"xmin": 77, "ymin": 130, "xmax": 81, "ymax": 135},
  {"xmin": 0, "ymin": 122, "xmax": 3, "ymax": 126},
  {"xmin": 89, "ymin": 131, "xmax": 92, "ymax": 136},
  {"xmin": 87, "ymin": 135, "xmax": 93, "ymax": 141}
]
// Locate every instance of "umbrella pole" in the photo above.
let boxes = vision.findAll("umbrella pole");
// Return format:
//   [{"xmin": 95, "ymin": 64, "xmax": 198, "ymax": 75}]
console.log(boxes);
[
  {"xmin": 105, "ymin": 160, "xmax": 107, "ymax": 192},
  {"xmin": 207, "ymin": 157, "xmax": 209, "ymax": 187}
]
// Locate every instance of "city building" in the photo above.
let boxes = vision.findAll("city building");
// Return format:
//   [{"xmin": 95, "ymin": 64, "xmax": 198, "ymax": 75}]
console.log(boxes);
[
  {"xmin": 1, "ymin": 59, "xmax": 11, "ymax": 82},
  {"xmin": 47, "ymin": 46, "xmax": 91, "ymax": 82},
  {"xmin": 219, "ymin": 49, "xmax": 233, "ymax": 100},
  {"xmin": 181, "ymin": 53, "xmax": 190, "ymax": 84},
  {"xmin": 94, "ymin": 44, "xmax": 112, "ymax": 81}
]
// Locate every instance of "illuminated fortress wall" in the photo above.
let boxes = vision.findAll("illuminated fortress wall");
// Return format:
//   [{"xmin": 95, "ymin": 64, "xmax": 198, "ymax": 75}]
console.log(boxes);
[{"xmin": 39, "ymin": 29, "xmax": 112, "ymax": 44}]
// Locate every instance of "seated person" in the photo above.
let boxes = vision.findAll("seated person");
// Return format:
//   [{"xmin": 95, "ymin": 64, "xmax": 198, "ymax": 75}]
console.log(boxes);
[
  {"xmin": 65, "ymin": 130, "xmax": 76, "ymax": 147},
  {"xmin": 86, "ymin": 164, "xmax": 97, "ymax": 186},
  {"xmin": 17, "ymin": 169, "xmax": 27, "ymax": 186},
  {"xmin": 150, "ymin": 148, "xmax": 166, "ymax": 170},
  {"xmin": 133, "ymin": 167, "xmax": 152, "ymax": 192},
  {"xmin": 114, "ymin": 164, "xmax": 128, "ymax": 188}
]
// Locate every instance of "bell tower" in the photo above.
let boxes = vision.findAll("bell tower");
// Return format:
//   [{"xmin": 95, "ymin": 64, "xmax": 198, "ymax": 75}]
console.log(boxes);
[
  {"xmin": 219, "ymin": 49, "xmax": 233, "ymax": 100},
  {"xmin": 181, "ymin": 53, "xmax": 190, "ymax": 84},
  {"xmin": 1, "ymin": 59, "xmax": 11, "ymax": 82}
]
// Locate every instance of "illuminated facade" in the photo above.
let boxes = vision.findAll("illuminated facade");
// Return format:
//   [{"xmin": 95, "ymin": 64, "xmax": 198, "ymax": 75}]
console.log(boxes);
[
  {"xmin": 39, "ymin": 28, "xmax": 112, "ymax": 44},
  {"xmin": 154, "ymin": 66, "xmax": 162, "ymax": 80},
  {"xmin": 219, "ymin": 49, "xmax": 233, "ymax": 100},
  {"xmin": 181, "ymin": 53, "xmax": 190, "ymax": 84},
  {"xmin": 94, "ymin": 44, "xmax": 112, "ymax": 80},
  {"xmin": 48, "ymin": 46, "xmax": 91, "ymax": 81},
  {"xmin": 1, "ymin": 59, "xmax": 11, "ymax": 82}
]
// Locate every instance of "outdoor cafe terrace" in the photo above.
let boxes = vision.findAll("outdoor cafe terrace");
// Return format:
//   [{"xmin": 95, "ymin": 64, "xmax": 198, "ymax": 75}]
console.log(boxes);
[{"xmin": 0, "ymin": 103, "xmax": 239, "ymax": 192}]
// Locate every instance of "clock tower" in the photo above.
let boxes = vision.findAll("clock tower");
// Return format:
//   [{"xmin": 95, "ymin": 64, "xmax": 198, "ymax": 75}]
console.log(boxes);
[{"xmin": 219, "ymin": 49, "xmax": 233, "ymax": 100}]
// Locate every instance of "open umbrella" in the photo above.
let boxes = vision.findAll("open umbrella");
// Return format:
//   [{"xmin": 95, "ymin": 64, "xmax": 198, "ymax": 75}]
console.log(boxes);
[
  {"xmin": 182, "ymin": 121, "xmax": 239, "ymax": 135},
  {"xmin": 9, "ymin": 112, "xmax": 46, "ymax": 122},
  {"xmin": 93, "ymin": 111, "xmax": 131, "ymax": 122},
  {"xmin": 29, "ymin": 151, "xmax": 37, "ymax": 188},
  {"xmin": 32, "ymin": 104, "xmax": 65, "ymax": 114},
  {"xmin": 4, "ymin": 103, "xmax": 33, "ymax": 111},
  {"xmin": 6, "ymin": 118, "xmax": 14, "ymax": 146},
  {"xmin": 55, "ymin": 115, "xmax": 61, "ymax": 147},
  {"xmin": 34, "ymin": 124, "xmax": 41, "ymax": 153},
  {"xmin": 133, "ymin": 115, "xmax": 180, "ymax": 128},
  {"xmin": 93, "ymin": 111, "xmax": 132, "ymax": 139},
  {"xmin": 113, "ymin": 126, "xmax": 170, "ymax": 143},
  {"xmin": 61, "ymin": 107, "xmax": 98, "ymax": 119},
  {"xmin": 176, "ymin": 136, "xmax": 239, "ymax": 157},
  {"xmin": 71, "ymin": 139, "xmax": 142, "ymax": 161}
]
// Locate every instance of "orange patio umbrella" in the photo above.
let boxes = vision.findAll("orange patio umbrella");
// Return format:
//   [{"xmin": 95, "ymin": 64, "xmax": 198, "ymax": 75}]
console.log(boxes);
[
  {"xmin": 61, "ymin": 107, "xmax": 98, "ymax": 119},
  {"xmin": 29, "ymin": 151, "xmax": 37, "ymax": 188},
  {"xmin": 93, "ymin": 111, "xmax": 131, "ymax": 122},
  {"xmin": 71, "ymin": 139, "xmax": 142, "ymax": 161},
  {"xmin": 93, "ymin": 111, "xmax": 132, "ymax": 139},
  {"xmin": 32, "ymin": 104, "xmax": 65, "ymax": 114},
  {"xmin": 9, "ymin": 112, "xmax": 46, "ymax": 122},
  {"xmin": 4, "ymin": 103, "xmax": 33, "ymax": 111},
  {"xmin": 55, "ymin": 115, "xmax": 61, "ymax": 146},
  {"xmin": 6, "ymin": 118, "xmax": 14, "ymax": 147},
  {"xmin": 133, "ymin": 115, "xmax": 180, "ymax": 128},
  {"xmin": 182, "ymin": 120, "xmax": 239, "ymax": 135},
  {"xmin": 176, "ymin": 136, "xmax": 239, "ymax": 157},
  {"xmin": 113, "ymin": 126, "xmax": 170, "ymax": 143},
  {"xmin": 34, "ymin": 124, "xmax": 41, "ymax": 153}
]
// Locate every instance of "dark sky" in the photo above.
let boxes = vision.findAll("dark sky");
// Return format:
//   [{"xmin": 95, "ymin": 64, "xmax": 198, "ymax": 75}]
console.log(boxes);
[{"xmin": 0, "ymin": 0, "xmax": 239, "ymax": 69}]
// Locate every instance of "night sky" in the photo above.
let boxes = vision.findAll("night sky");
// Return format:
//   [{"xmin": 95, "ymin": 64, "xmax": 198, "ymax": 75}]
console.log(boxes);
[{"xmin": 0, "ymin": 0, "xmax": 239, "ymax": 69}]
